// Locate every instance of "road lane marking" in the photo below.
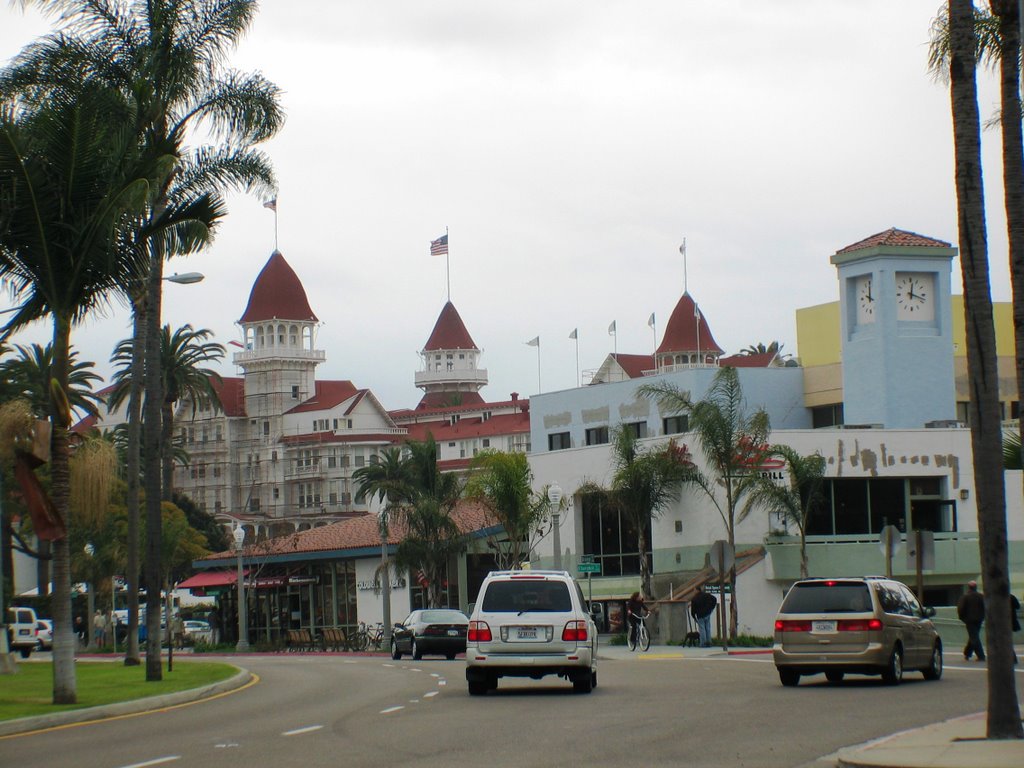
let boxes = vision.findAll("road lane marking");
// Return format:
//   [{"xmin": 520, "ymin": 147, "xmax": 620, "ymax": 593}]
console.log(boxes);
[
  {"xmin": 424, "ymin": 691, "xmax": 439, "ymax": 698},
  {"xmin": 380, "ymin": 706, "xmax": 404, "ymax": 714},
  {"xmin": 430, "ymin": 673, "xmax": 440, "ymax": 678},
  {"xmin": 437, "ymin": 679, "xmax": 446, "ymax": 686},
  {"xmin": 282, "ymin": 725, "xmax": 324, "ymax": 736},
  {"xmin": 119, "ymin": 757, "xmax": 181, "ymax": 768}
]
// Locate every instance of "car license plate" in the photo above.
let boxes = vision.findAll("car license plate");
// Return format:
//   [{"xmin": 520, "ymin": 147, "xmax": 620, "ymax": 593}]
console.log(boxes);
[
  {"xmin": 812, "ymin": 621, "xmax": 836, "ymax": 633},
  {"xmin": 447, "ymin": 629, "xmax": 459, "ymax": 636},
  {"xmin": 515, "ymin": 627, "xmax": 538, "ymax": 641}
]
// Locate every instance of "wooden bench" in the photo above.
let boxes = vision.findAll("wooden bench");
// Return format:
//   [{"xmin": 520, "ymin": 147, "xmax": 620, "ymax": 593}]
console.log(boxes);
[
  {"xmin": 321, "ymin": 627, "xmax": 348, "ymax": 651},
  {"xmin": 285, "ymin": 628, "xmax": 315, "ymax": 652}
]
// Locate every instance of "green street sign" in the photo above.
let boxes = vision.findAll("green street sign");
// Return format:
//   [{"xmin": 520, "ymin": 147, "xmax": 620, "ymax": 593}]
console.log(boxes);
[{"xmin": 577, "ymin": 563, "xmax": 601, "ymax": 574}]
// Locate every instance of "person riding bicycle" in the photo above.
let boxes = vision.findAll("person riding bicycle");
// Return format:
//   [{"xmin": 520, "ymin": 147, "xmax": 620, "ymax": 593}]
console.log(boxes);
[{"xmin": 626, "ymin": 591, "xmax": 647, "ymax": 647}]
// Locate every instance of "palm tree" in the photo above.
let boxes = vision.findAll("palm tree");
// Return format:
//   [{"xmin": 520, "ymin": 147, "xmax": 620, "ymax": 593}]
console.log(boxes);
[
  {"xmin": 0, "ymin": 76, "xmax": 157, "ymax": 703},
  {"xmin": 741, "ymin": 446, "xmax": 825, "ymax": 578},
  {"xmin": 639, "ymin": 366, "xmax": 770, "ymax": 638},
  {"xmin": 354, "ymin": 446, "xmax": 410, "ymax": 645},
  {"xmin": 599, "ymin": 427, "xmax": 692, "ymax": 597},
  {"xmin": 464, "ymin": 450, "xmax": 550, "ymax": 570},
  {"xmin": 740, "ymin": 341, "xmax": 783, "ymax": 356},
  {"xmin": 0, "ymin": 344, "xmax": 103, "ymax": 423},
  {"xmin": 947, "ymin": 0, "xmax": 1022, "ymax": 739}
]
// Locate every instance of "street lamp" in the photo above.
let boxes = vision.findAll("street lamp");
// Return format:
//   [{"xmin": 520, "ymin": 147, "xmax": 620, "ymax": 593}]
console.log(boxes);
[
  {"xmin": 233, "ymin": 526, "xmax": 249, "ymax": 653},
  {"xmin": 164, "ymin": 272, "xmax": 205, "ymax": 285},
  {"xmin": 547, "ymin": 484, "xmax": 563, "ymax": 571},
  {"xmin": 84, "ymin": 544, "xmax": 95, "ymax": 651}
]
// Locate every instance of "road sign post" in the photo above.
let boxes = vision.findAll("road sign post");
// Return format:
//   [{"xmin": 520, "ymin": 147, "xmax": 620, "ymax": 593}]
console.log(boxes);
[{"xmin": 709, "ymin": 540, "xmax": 734, "ymax": 651}]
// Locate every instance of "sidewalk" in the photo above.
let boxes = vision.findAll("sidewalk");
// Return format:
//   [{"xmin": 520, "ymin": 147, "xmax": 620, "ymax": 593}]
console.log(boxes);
[{"xmin": 601, "ymin": 643, "xmax": 1024, "ymax": 768}]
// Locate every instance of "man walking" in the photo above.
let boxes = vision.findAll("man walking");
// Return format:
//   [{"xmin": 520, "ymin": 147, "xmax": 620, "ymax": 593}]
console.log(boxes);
[
  {"xmin": 957, "ymin": 579, "xmax": 985, "ymax": 661},
  {"xmin": 691, "ymin": 584, "xmax": 717, "ymax": 648}
]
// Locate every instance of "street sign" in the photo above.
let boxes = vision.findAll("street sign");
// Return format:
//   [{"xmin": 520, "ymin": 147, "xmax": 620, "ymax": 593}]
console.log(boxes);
[
  {"xmin": 878, "ymin": 525, "xmax": 903, "ymax": 555},
  {"xmin": 907, "ymin": 530, "xmax": 935, "ymax": 571},
  {"xmin": 704, "ymin": 583, "xmax": 732, "ymax": 594},
  {"xmin": 577, "ymin": 563, "xmax": 601, "ymax": 574},
  {"xmin": 580, "ymin": 554, "xmax": 595, "ymax": 564}
]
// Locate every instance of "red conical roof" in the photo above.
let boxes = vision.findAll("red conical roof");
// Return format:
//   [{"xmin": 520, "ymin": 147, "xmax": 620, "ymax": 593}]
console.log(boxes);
[
  {"xmin": 423, "ymin": 301, "xmax": 477, "ymax": 351},
  {"xmin": 656, "ymin": 292, "xmax": 723, "ymax": 356},
  {"xmin": 239, "ymin": 251, "xmax": 318, "ymax": 323},
  {"xmin": 836, "ymin": 228, "xmax": 951, "ymax": 255}
]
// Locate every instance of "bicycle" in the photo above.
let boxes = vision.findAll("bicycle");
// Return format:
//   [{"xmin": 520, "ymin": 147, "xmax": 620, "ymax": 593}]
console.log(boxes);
[
  {"xmin": 627, "ymin": 610, "xmax": 651, "ymax": 652},
  {"xmin": 354, "ymin": 621, "xmax": 385, "ymax": 651}
]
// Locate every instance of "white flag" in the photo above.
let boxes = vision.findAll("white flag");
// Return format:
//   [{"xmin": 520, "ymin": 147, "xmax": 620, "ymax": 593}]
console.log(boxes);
[
  {"xmin": 647, "ymin": 313, "xmax": 655, "ymax": 329},
  {"xmin": 694, "ymin": 304, "xmax": 702, "ymax": 321},
  {"xmin": 608, "ymin": 321, "xmax": 616, "ymax": 335},
  {"xmin": 569, "ymin": 328, "xmax": 578, "ymax": 340},
  {"xmin": 526, "ymin": 336, "xmax": 540, "ymax": 347}
]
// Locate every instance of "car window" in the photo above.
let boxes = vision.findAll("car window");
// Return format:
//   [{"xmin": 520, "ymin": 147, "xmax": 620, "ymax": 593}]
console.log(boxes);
[
  {"xmin": 421, "ymin": 610, "xmax": 466, "ymax": 623},
  {"xmin": 899, "ymin": 585, "xmax": 923, "ymax": 616},
  {"xmin": 780, "ymin": 582, "xmax": 872, "ymax": 613},
  {"xmin": 481, "ymin": 580, "xmax": 573, "ymax": 612}
]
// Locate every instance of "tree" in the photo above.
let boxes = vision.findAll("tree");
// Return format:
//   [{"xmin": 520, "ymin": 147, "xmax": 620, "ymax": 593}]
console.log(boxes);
[
  {"xmin": 946, "ymin": 0, "xmax": 1022, "ymax": 739},
  {"xmin": 740, "ymin": 341, "xmax": 783, "ymax": 356},
  {"xmin": 741, "ymin": 445, "xmax": 825, "ymax": 578},
  {"xmin": 353, "ymin": 446, "xmax": 410, "ymax": 645},
  {"xmin": 639, "ymin": 366, "xmax": 770, "ymax": 638},
  {"xmin": 599, "ymin": 427, "xmax": 692, "ymax": 597},
  {"xmin": 0, "ymin": 344, "xmax": 103, "ymax": 422}
]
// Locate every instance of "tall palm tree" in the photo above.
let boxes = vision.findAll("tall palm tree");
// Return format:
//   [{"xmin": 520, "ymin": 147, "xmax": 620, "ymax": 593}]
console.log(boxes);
[
  {"xmin": 354, "ymin": 446, "xmax": 410, "ymax": 645},
  {"xmin": 0, "ymin": 76, "xmax": 157, "ymax": 703},
  {"xmin": 946, "ymin": 0, "xmax": 1022, "ymax": 739},
  {"xmin": 0, "ymin": 344, "xmax": 103, "ymax": 422},
  {"xmin": 464, "ymin": 450, "xmax": 549, "ymax": 570},
  {"xmin": 639, "ymin": 366, "xmax": 770, "ymax": 638},
  {"xmin": 741, "ymin": 445, "xmax": 825, "ymax": 579}
]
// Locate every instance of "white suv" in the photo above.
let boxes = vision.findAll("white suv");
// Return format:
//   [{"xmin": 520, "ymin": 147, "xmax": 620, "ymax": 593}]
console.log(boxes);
[{"xmin": 465, "ymin": 570, "xmax": 598, "ymax": 695}]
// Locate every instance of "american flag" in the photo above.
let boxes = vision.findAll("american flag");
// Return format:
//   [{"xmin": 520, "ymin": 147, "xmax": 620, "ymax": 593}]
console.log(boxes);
[{"xmin": 430, "ymin": 233, "xmax": 448, "ymax": 256}]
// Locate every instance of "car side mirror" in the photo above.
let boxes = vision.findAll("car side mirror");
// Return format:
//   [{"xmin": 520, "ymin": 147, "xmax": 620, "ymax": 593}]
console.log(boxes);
[
  {"xmin": 589, "ymin": 603, "xmax": 602, "ymax": 618},
  {"xmin": 922, "ymin": 606, "xmax": 936, "ymax": 618}
]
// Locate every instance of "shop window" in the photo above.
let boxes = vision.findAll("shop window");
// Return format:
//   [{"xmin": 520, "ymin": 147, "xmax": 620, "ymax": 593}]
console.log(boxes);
[{"xmin": 580, "ymin": 492, "xmax": 649, "ymax": 577}]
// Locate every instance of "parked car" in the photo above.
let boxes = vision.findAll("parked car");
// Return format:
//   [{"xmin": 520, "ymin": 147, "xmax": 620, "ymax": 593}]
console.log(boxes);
[
  {"xmin": 773, "ymin": 576, "xmax": 943, "ymax": 687},
  {"xmin": 6, "ymin": 606, "xmax": 39, "ymax": 658},
  {"xmin": 465, "ymin": 570, "xmax": 598, "ymax": 695},
  {"xmin": 35, "ymin": 619, "xmax": 54, "ymax": 650},
  {"xmin": 183, "ymin": 619, "xmax": 212, "ymax": 645},
  {"xmin": 391, "ymin": 609, "xmax": 468, "ymax": 660}
]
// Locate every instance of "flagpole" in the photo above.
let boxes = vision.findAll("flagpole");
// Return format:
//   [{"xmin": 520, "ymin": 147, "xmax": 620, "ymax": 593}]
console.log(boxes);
[
  {"xmin": 680, "ymin": 238, "xmax": 687, "ymax": 294},
  {"xmin": 274, "ymin": 206, "xmax": 279, "ymax": 251},
  {"xmin": 445, "ymin": 226, "xmax": 450, "ymax": 301},
  {"xmin": 536, "ymin": 340, "xmax": 541, "ymax": 393},
  {"xmin": 575, "ymin": 334, "xmax": 580, "ymax": 388}
]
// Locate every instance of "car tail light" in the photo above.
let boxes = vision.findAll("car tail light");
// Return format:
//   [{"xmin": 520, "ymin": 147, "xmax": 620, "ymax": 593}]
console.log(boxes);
[
  {"xmin": 468, "ymin": 621, "xmax": 491, "ymax": 642},
  {"xmin": 775, "ymin": 620, "xmax": 812, "ymax": 632},
  {"xmin": 562, "ymin": 620, "xmax": 588, "ymax": 642},
  {"xmin": 838, "ymin": 619, "xmax": 883, "ymax": 631}
]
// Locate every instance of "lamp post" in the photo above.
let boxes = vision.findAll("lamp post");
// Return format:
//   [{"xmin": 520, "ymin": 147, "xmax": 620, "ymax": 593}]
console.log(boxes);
[
  {"xmin": 84, "ymin": 544, "xmax": 95, "ymax": 651},
  {"xmin": 547, "ymin": 483, "xmax": 563, "ymax": 571},
  {"xmin": 233, "ymin": 526, "xmax": 249, "ymax": 653}
]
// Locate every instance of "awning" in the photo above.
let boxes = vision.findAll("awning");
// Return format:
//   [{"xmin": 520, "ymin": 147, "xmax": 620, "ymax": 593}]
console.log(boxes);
[{"xmin": 178, "ymin": 570, "xmax": 244, "ymax": 590}]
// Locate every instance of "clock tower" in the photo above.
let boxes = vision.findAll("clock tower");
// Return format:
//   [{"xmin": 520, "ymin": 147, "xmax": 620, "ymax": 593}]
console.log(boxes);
[{"xmin": 830, "ymin": 228, "xmax": 957, "ymax": 429}]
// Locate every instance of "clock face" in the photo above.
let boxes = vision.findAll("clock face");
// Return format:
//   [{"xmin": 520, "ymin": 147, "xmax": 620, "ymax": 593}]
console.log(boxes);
[
  {"xmin": 895, "ymin": 272, "xmax": 935, "ymax": 321},
  {"xmin": 855, "ymin": 275, "xmax": 875, "ymax": 324}
]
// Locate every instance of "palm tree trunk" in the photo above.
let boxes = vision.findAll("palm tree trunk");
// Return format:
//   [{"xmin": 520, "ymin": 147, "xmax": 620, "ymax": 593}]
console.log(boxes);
[
  {"xmin": 638, "ymin": 526, "xmax": 651, "ymax": 598},
  {"xmin": 948, "ymin": 0, "xmax": 1023, "ymax": 739},
  {"xmin": 726, "ymin": 480, "xmax": 738, "ymax": 639},
  {"xmin": 160, "ymin": 400, "xmax": 174, "ymax": 502},
  {"xmin": 50, "ymin": 315, "xmax": 76, "ymax": 703},
  {"xmin": 124, "ymin": 297, "xmax": 145, "ymax": 666},
  {"xmin": 143, "ymin": 245, "xmax": 164, "ymax": 682},
  {"xmin": 380, "ymin": 517, "xmax": 391, "ymax": 645}
]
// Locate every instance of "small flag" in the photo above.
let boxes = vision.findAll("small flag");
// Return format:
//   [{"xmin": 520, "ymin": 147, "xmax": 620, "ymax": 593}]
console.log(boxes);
[
  {"xmin": 263, "ymin": 198, "xmax": 277, "ymax": 211},
  {"xmin": 569, "ymin": 328, "xmax": 578, "ymax": 340},
  {"xmin": 526, "ymin": 336, "xmax": 540, "ymax": 347},
  {"xmin": 430, "ymin": 233, "xmax": 449, "ymax": 256},
  {"xmin": 229, "ymin": 340, "xmax": 245, "ymax": 348},
  {"xmin": 608, "ymin": 321, "xmax": 616, "ymax": 335},
  {"xmin": 694, "ymin": 303, "xmax": 702, "ymax": 321},
  {"xmin": 647, "ymin": 313, "xmax": 655, "ymax": 329},
  {"xmin": 679, "ymin": 239, "xmax": 686, "ymax": 257}
]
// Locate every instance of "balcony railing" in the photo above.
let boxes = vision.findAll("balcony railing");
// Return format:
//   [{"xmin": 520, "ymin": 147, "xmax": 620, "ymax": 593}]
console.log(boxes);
[
  {"xmin": 233, "ymin": 348, "xmax": 326, "ymax": 364},
  {"xmin": 414, "ymin": 368, "xmax": 488, "ymax": 387}
]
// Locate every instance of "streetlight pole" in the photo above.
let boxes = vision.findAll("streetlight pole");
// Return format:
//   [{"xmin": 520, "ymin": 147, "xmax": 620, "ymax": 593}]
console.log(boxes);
[
  {"xmin": 548, "ymin": 483, "xmax": 563, "ymax": 571},
  {"xmin": 84, "ymin": 544, "xmax": 95, "ymax": 651},
  {"xmin": 233, "ymin": 526, "xmax": 249, "ymax": 653},
  {"xmin": 0, "ymin": 473, "xmax": 14, "ymax": 674}
]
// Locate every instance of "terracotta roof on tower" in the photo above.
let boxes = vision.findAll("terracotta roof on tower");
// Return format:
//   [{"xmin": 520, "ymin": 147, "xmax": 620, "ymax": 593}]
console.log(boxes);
[
  {"xmin": 417, "ymin": 391, "xmax": 486, "ymax": 410},
  {"xmin": 211, "ymin": 377, "xmax": 246, "ymax": 417},
  {"xmin": 657, "ymin": 292, "xmax": 724, "ymax": 356},
  {"xmin": 239, "ymin": 251, "xmax": 318, "ymax": 323},
  {"xmin": 423, "ymin": 301, "xmax": 477, "ymax": 351},
  {"xmin": 611, "ymin": 354, "xmax": 655, "ymax": 379},
  {"xmin": 836, "ymin": 228, "xmax": 951, "ymax": 255}
]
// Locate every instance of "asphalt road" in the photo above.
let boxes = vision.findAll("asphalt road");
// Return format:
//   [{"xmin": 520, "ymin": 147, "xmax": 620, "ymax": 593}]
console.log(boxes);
[{"xmin": 0, "ymin": 652, "xmax": 994, "ymax": 768}]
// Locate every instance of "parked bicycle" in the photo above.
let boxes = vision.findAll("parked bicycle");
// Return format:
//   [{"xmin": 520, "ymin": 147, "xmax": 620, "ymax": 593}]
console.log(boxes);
[
  {"xmin": 353, "ymin": 621, "xmax": 385, "ymax": 651},
  {"xmin": 627, "ymin": 610, "xmax": 651, "ymax": 652}
]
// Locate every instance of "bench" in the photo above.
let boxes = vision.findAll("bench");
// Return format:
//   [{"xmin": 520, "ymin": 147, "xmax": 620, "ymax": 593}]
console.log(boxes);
[
  {"xmin": 285, "ymin": 628, "xmax": 315, "ymax": 652},
  {"xmin": 321, "ymin": 627, "xmax": 348, "ymax": 651}
]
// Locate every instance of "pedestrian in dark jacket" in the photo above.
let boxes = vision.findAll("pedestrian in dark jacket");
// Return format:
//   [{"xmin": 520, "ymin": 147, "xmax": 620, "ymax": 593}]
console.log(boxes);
[
  {"xmin": 956, "ymin": 580, "xmax": 985, "ymax": 661},
  {"xmin": 691, "ymin": 585, "xmax": 717, "ymax": 648}
]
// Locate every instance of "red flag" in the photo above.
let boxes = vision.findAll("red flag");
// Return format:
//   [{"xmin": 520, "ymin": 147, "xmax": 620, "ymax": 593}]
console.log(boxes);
[{"xmin": 14, "ymin": 452, "xmax": 66, "ymax": 541}]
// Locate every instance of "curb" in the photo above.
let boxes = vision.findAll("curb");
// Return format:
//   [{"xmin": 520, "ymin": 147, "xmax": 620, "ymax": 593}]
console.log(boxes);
[{"xmin": 0, "ymin": 666, "xmax": 252, "ymax": 738}]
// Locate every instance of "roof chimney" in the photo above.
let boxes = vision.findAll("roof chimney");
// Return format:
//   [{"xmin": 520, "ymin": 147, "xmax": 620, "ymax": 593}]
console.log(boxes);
[{"xmin": 510, "ymin": 392, "xmax": 518, "ymax": 405}]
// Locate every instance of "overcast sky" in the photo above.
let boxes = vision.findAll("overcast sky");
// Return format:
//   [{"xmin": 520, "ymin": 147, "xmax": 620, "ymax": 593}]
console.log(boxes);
[{"xmin": 0, "ymin": 1, "xmax": 1011, "ymax": 411}]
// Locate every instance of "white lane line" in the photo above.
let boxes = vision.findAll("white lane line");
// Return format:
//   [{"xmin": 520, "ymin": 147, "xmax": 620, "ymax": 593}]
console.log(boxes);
[
  {"xmin": 382, "ymin": 663, "xmax": 395, "ymax": 668},
  {"xmin": 437, "ymin": 679, "xmax": 447, "ymax": 686},
  {"xmin": 119, "ymin": 758, "xmax": 181, "ymax": 768},
  {"xmin": 424, "ymin": 691, "xmax": 439, "ymax": 698},
  {"xmin": 430, "ymin": 673, "xmax": 440, "ymax": 678},
  {"xmin": 282, "ymin": 725, "xmax": 324, "ymax": 737},
  {"xmin": 380, "ymin": 706, "xmax": 404, "ymax": 714},
  {"xmin": 410, "ymin": 667, "xmax": 422, "ymax": 672},
  {"xmin": 409, "ymin": 699, "xmax": 420, "ymax": 703}
]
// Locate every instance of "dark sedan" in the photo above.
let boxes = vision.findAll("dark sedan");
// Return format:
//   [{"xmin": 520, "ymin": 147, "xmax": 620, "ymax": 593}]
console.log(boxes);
[{"xmin": 391, "ymin": 609, "xmax": 469, "ymax": 660}]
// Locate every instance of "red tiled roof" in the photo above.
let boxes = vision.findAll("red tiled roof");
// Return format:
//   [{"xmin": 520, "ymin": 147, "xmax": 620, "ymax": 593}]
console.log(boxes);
[
  {"xmin": 416, "ymin": 391, "xmax": 486, "ymax": 409},
  {"xmin": 657, "ymin": 292, "xmax": 724, "ymax": 356},
  {"xmin": 392, "ymin": 396, "xmax": 527, "ymax": 421},
  {"xmin": 212, "ymin": 377, "xmax": 246, "ymax": 417},
  {"xmin": 611, "ymin": 353, "xmax": 655, "ymax": 378},
  {"xmin": 403, "ymin": 410, "xmax": 530, "ymax": 443},
  {"xmin": 239, "ymin": 251, "xmax": 318, "ymax": 323},
  {"xmin": 423, "ymin": 301, "xmax": 477, "ymax": 351},
  {"xmin": 71, "ymin": 414, "xmax": 98, "ymax": 434},
  {"xmin": 279, "ymin": 431, "xmax": 403, "ymax": 445},
  {"xmin": 286, "ymin": 380, "xmax": 359, "ymax": 415},
  {"xmin": 719, "ymin": 352, "xmax": 777, "ymax": 368},
  {"xmin": 836, "ymin": 228, "xmax": 951, "ymax": 255}
]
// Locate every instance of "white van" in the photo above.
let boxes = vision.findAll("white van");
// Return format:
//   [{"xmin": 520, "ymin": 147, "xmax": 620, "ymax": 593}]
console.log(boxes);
[{"xmin": 6, "ymin": 606, "xmax": 40, "ymax": 658}]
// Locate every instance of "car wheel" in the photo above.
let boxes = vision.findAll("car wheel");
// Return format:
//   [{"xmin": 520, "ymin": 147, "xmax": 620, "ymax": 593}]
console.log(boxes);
[
  {"xmin": 391, "ymin": 638, "xmax": 402, "ymax": 661},
  {"xmin": 923, "ymin": 643, "xmax": 943, "ymax": 681},
  {"xmin": 825, "ymin": 670, "xmax": 844, "ymax": 684},
  {"xmin": 19, "ymin": 646, "xmax": 32, "ymax": 659},
  {"xmin": 591, "ymin": 670, "xmax": 598, "ymax": 689},
  {"xmin": 778, "ymin": 668, "xmax": 800, "ymax": 687},
  {"xmin": 486, "ymin": 675, "xmax": 498, "ymax": 691},
  {"xmin": 412, "ymin": 638, "xmax": 423, "ymax": 660},
  {"xmin": 468, "ymin": 680, "xmax": 487, "ymax": 696},
  {"xmin": 573, "ymin": 671, "xmax": 594, "ymax": 694},
  {"xmin": 446, "ymin": 653, "xmax": 456, "ymax": 660},
  {"xmin": 882, "ymin": 647, "xmax": 903, "ymax": 685}
]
